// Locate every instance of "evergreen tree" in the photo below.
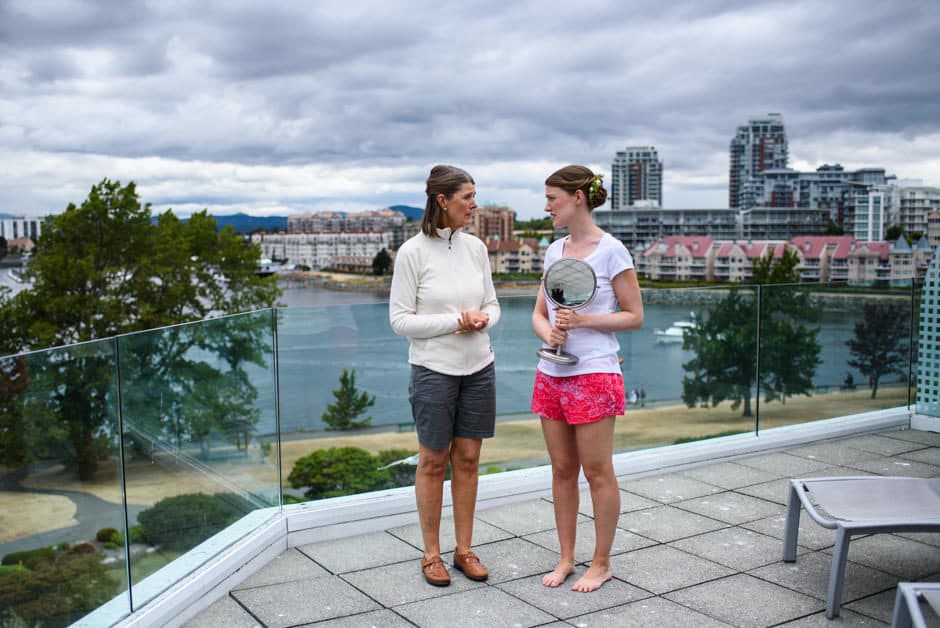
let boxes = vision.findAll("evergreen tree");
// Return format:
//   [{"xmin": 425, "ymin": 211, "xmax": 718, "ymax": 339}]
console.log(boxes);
[
  {"xmin": 0, "ymin": 179, "xmax": 281, "ymax": 478},
  {"xmin": 321, "ymin": 368, "xmax": 375, "ymax": 430},
  {"xmin": 372, "ymin": 248, "xmax": 392, "ymax": 275},
  {"xmin": 847, "ymin": 301, "xmax": 910, "ymax": 398},
  {"xmin": 682, "ymin": 246, "xmax": 821, "ymax": 416}
]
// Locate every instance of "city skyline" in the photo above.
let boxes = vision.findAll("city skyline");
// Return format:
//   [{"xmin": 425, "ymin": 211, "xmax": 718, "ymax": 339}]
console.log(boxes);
[{"xmin": 1, "ymin": 1, "xmax": 938, "ymax": 220}]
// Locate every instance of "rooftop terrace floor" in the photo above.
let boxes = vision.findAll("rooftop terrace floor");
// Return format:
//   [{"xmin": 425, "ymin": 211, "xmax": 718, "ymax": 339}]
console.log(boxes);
[{"xmin": 184, "ymin": 428, "xmax": 940, "ymax": 627}]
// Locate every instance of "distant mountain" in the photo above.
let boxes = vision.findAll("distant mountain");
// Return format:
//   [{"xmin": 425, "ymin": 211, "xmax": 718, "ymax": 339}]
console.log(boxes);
[
  {"xmin": 210, "ymin": 213, "xmax": 287, "ymax": 233},
  {"xmin": 389, "ymin": 204, "xmax": 424, "ymax": 221},
  {"xmin": 0, "ymin": 213, "xmax": 14, "ymax": 220}
]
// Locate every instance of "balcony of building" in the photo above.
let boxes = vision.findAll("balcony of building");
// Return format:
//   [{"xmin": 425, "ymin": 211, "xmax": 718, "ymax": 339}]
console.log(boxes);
[{"xmin": 0, "ymin": 282, "xmax": 934, "ymax": 627}]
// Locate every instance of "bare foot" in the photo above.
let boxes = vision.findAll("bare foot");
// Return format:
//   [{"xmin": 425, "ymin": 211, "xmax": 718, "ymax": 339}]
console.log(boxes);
[
  {"xmin": 541, "ymin": 561, "xmax": 576, "ymax": 587},
  {"xmin": 571, "ymin": 564, "xmax": 612, "ymax": 592}
]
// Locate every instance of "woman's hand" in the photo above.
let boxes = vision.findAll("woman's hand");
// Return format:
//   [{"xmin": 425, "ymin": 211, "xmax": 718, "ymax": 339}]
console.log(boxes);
[
  {"xmin": 553, "ymin": 308, "xmax": 583, "ymax": 331},
  {"xmin": 456, "ymin": 310, "xmax": 489, "ymax": 334},
  {"xmin": 547, "ymin": 325, "xmax": 568, "ymax": 347}
]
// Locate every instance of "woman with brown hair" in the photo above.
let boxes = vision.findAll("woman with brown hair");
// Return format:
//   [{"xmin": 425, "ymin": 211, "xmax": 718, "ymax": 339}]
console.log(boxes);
[
  {"xmin": 389, "ymin": 165, "xmax": 500, "ymax": 586},
  {"xmin": 531, "ymin": 164, "xmax": 644, "ymax": 592}
]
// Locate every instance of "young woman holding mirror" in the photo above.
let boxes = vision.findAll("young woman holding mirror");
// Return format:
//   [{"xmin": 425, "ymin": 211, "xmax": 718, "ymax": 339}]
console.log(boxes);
[
  {"xmin": 390, "ymin": 165, "xmax": 500, "ymax": 587},
  {"xmin": 531, "ymin": 164, "xmax": 644, "ymax": 592}
]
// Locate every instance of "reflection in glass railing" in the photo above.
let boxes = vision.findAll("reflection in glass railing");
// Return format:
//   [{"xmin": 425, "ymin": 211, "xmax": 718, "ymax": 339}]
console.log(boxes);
[
  {"xmin": 0, "ymin": 339, "xmax": 130, "ymax": 627},
  {"xmin": 117, "ymin": 310, "xmax": 280, "ymax": 608}
]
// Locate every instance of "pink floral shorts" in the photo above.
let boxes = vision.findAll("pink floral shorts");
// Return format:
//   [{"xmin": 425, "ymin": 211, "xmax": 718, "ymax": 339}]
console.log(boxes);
[{"xmin": 530, "ymin": 370, "xmax": 625, "ymax": 424}]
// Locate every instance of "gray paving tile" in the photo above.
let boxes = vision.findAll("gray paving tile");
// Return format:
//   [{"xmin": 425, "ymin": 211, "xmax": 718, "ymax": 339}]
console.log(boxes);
[
  {"xmin": 340, "ymin": 555, "xmax": 485, "ymax": 607},
  {"xmin": 385, "ymin": 516, "xmax": 514, "ymax": 554},
  {"xmin": 619, "ymin": 473, "xmax": 723, "ymax": 503},
  {"xmin": 610, "ymin": 544, "xmax": 734, "ymax": 594},
  {"xmin": 842, "ymin": 589, "xmax": 900, "ymax": 624},
  {"xmin": 775, "ymin": 608, "xmax": 888, "ymax": 626},
  {"xmin": 664, "ymin": 573, "xmax": 823, "ymax": 626},
  {"xmin": 740, "ymin": 512, "xmax": 837, "ymax": 551},
  {"xmin": 183, "ymin": 595, "xmax": 262, "ymax": 628},
  {"xmin": 895, "ymin": 531, "xmax": 940, "ymax": 548},
  {"xmin": 297, "ymin": 531, "xmax": 422, "ymax": 574},
  {"xmin": 461, "ymin": 537, "xmax": 561, "ymax": 584},
  {"xmin": 734, "ymin": 452, "xmax": 834, "ymax": 477},
  {"xmin": 670, "ymin": 526, "xmax": 796, "ymax": 571},
  {"xmin": 674, "ymin": 490, "xmax": 785, "ymax": 525},
  {"xmin": 297, "ymin": 609, "xmax": 414, "ymax": 627},
  {"xmin": 476, "ymin": 498, "xmax": 587, "ymax": 536},
  {"xmin": 234, "ymin": 548, "xmax": 329, "ymax": 590},
  {"xmin": 821, "ymin": 534, "xmax": 940, "ymax": 579},
  {"xmin": 749, "ymin": 550, "xmax": 899, "ymax": 603},
  {"xmin": 232, "ymin": 577, "xmax": 380, "ymax": 627},
  {"xmin": 785, "ymin": 442, "xmax": 881, "ymax": 467},
  {"xmin": 843, "ymin": 457, "xmax": 940, "ymax": 477},
  {"xmin": 568, "ymin": 596, "xmax": 734, "ymax": 627},
  {"xmin": 617, "ymin": 505, "xmax": 728, "ymax": 543},
  {"xmin": 496, "ymin": 573, "xmax": 649, "ymax": 619},
  {"xmin": 883, "ymin": 430, "xmax": 940, "ymax": 447},
  {"xmin": 549, "ymin": 488, "xmax": 660, "ymax": 517},
  {"xmin": 523, "ymin": 520, "xmax": 656, "ymax": 563},
  {"xmin": 681, "ymin": 461, "xmax": 781, "ymax": 489},
  {"xmin": 897, "ymin": 447, "xmax": 940, "ymax": 467},
  {"xmin": 838, "ymin": 434, "xmax": 926, "ymax": 456},
  {"xmin": 394, "ymin": 587, "xmax": 555, "ymax": 628}
]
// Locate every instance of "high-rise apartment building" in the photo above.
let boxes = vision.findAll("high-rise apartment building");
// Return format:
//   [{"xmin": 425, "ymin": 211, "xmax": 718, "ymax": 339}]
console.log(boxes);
[
  {"xmin": 611, "ymin": 146, "xmax": 663, "ymax": 210},
  {"xmin": 729, "ymin": 114, "xmax": 788, "ymax": 208},
  {"xmin": 471, "ymin": 204, "xmax": 514, "ymax": 242}
]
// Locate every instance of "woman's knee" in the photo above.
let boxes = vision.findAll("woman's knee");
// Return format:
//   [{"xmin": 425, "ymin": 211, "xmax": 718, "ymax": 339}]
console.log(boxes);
[
  {"xmin": 551, "ymin": 461, "xmax": 581, "ymax": 483},
  {"xmin": 581, "ymin": 462, "xmax": 615, "ymax": 486},
  {"xmin": 418, "ymin": 450, "xmax": 449, "ymax": 478}
]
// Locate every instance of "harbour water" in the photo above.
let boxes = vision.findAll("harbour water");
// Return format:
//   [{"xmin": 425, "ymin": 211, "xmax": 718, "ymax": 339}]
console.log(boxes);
[{"xmin": 271, "ymin": 282, "xmax": 880, "ymax": 433}]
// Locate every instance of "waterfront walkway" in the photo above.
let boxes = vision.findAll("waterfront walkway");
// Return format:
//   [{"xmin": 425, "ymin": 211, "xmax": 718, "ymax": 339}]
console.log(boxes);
[{"xmin": 185, "ymin": 428, "xmax": 940, "ymax": 627}]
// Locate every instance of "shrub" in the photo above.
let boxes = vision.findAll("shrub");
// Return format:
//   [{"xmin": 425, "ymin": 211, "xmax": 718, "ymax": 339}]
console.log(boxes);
[
  {"xmin": 96, "ymin": 527, "xmax": 119, "ymax": 543},
  {"xmin": 376, "ymin": 448, "xmax": 417, "ymax": 488},
  {"xmin": 136, "ymin": 493, "xmax": 248, "ymax": 551},
  {"xmin": 288, "ymin": 447, "xmax": 390, "ymax": 499},
  {"xmin": 128, "ymin": 525, "xmax": 147, "ymax": 544},
  {"xmin": 1, "ymin": 546, "xmax": 55, "ymax": 569}
]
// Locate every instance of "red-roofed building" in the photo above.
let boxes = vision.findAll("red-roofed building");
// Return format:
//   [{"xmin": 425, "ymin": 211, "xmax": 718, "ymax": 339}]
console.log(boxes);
[
  {"xmin": 638, "ymin": 236, "xmax": 714, "ymax": 281},
  {"xmin": 711, "ymin": 240, "xmax": 786, "ymax": 283},
  {"xmin": 485, "ymin": 236, "xmax": 546, "ymax": 274},
  {"xmin": 847, "ymin": 241, "xmax": 890, "ymax": 285},
  {"xmin": 787, "ymin": 236, "xmax": 856, "ymax": 282}
]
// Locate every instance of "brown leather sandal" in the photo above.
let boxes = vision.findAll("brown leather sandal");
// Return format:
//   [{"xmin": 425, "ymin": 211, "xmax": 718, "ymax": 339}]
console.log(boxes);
[
  {"xmin": 453, "ymin": 550, "xmax": 489, "ymax": 581},
  {"xmin": 421, "ymin": 555, "xmax": 451, "ymax": 586}
]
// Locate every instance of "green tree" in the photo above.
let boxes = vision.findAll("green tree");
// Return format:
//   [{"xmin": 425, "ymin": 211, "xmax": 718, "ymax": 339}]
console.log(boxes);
[
  {"xmin": 376, "ymin": 448, "xmax": 418, "ymax": 487},
  {"xmin": 885, "ymin": 224, "xmax": 904, "ymax": 241},
  {"xmin": 372, "ymin": 248, "xmax": 392, "ymax": 275},
  {"xmin": 846, "ymin": 302, "xmax": 910, "ymax": 399},
  {"xmin": 0, "ymin": 179, "xmax": 281, "ymax": 479},
  {"xmin": 682, "ymin": 247, "xmax": 821, "ymax": 416},
  {"xmin": 0, "ymin": 236, "xmax": 7, "ymax": 258},
  {"xmin": 288, "ymin": 447, "xmax": 390, "ymax": 499},
  {"xmin": 823, "ymin": 219, "xmax": 845, "ymax": 235},
  {"xmin": 515, "ymin": 217, "xmax": 553, "ymax": 231},
  {"xmin": 321, "ymin": 368, "xmax": 375, "ymax": 430}
]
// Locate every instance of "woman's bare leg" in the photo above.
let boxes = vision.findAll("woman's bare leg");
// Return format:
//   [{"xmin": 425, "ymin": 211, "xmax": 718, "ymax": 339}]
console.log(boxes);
[
  {"xmin": 540, "ymin": 418, "xmax": 580, "ymax": 587},
  {"xmin": 415, "ymin": 443, "xmax": 450, "ymax": 560},
  {"xmin": 572, "ymin": 416, "xmax": 619, "ymax": 592},
  {"xmin": 449, "ymin": 437, "xmax": 482, "ymax": 553}
]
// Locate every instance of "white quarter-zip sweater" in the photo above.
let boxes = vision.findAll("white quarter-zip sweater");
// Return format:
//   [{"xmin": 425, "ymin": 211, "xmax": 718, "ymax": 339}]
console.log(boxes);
[{"xmin": 389, "ymin": 227, "xmax": 500, "ymax": 376}]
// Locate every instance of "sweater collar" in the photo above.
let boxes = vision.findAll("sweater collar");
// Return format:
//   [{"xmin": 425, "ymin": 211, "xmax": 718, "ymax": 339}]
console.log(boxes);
[{"xmin": 435, "ymin": 226, "xmax": 459, "ymax": 240}]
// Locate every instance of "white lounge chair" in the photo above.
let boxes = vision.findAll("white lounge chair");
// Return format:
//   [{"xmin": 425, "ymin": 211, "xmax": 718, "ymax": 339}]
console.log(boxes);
[
  {"xmin": 782, "ymin": 476, "xmax": 940, "ymax": 619},
  {"xmin": 891, "ymin": 582, "xmax": 940, "ymax": 628}
]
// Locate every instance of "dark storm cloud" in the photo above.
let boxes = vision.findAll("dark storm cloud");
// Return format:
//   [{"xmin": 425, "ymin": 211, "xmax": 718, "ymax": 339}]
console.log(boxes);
[{"xmin": 0, "ymin": 0, "xmax": 937, "ymax": 216}]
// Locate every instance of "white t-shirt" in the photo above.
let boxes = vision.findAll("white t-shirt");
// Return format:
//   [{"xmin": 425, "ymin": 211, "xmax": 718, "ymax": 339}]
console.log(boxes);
[
  {"xmin": 537, "ymin": 233, "xmax": 634, "ymax": 377},
  {"xmin": 389, "ymin": 227, "xmax": 500, "ymax": 376}
]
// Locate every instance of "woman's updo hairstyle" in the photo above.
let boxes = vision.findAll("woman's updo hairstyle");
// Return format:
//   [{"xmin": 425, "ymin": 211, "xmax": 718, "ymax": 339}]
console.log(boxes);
[
  {"xmin": 422, "ymin": 164, "xmax": 475, "ymax": 237},
  {"xmin": 545, "ymin": 165, "xmax": 607, "ymax": 210}
]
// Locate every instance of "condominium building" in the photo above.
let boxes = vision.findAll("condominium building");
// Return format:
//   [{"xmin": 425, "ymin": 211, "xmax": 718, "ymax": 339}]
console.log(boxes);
[
  {"xmin": 898, "ymin": 186, "xmax": 940, "ymax": 236},
  {"xmin": 250, "ymin": 232, "xmax": 392, "ymax": 270},
  {"xmin": 853, "ymin": 186, "xmax": 889, "ymax": 241},
  {"xmin": 471, "ymin": 204, "xmax": 514, "ymax": 242},
  {"xmin": 485, "ymin": 236, "xmax": 546, "ymax": 274},
  {"xmin": 611, "ymin": 146, "xmax": 663, "ymax": 209},
  {"xmin": 729, "ymin": 113, "xmax": 788, "ymax": 208},
  {"xmin": 0, "ymin": 216, "xmax": 42, "ymax": 241},
  {"xmin": 287, "ymin": 209, "xmax": 406, "ymax": 234},
  {"xmin": 592, "ymin": 206, "xmax": 828, "ymax": 252}
]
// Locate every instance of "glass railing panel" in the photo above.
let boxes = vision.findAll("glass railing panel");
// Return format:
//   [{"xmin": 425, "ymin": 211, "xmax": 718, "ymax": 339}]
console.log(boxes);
[
  {"xmin": 0, "ymin": 339, "xmax": 130, "ymax": 627},
  {"xmin": 116, "ymin": 310, "xmax": 280, "ymax": 609},
  {"xmin": 275, "ymin": 303, "xmax": 418, "ymax": 502},
  {"xmin": 756, "ymin": 282, "xmax": 915, "ymax": 431}
]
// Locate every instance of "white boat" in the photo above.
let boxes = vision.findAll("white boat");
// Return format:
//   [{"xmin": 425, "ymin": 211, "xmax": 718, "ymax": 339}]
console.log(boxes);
[{"xmin": 654, "ymin": 320, "xmax": 695, "ymax": 344}]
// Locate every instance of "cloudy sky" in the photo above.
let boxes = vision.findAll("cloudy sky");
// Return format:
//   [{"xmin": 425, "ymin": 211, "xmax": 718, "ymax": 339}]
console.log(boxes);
[{"xmin": 1, "ymin": 0, "xmax": 938, "ymax": 220}]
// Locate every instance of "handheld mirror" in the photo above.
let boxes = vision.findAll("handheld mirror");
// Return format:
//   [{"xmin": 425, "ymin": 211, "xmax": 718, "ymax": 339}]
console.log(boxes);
[{"xmin": 537, "ymin": 257, "xmax": 598, "ymax": 365}]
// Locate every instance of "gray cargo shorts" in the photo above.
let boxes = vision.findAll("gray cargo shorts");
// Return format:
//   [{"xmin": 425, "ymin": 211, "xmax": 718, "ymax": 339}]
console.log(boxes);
[{"xmin": 408, "ymin": 362, "xmax": 496, "ymax": 451}]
